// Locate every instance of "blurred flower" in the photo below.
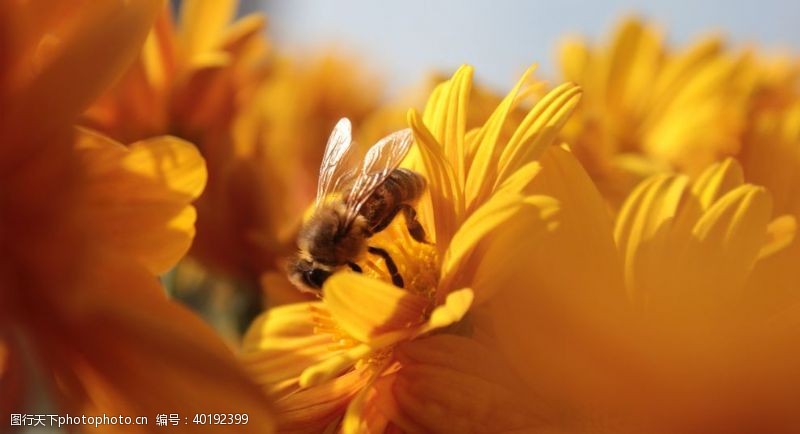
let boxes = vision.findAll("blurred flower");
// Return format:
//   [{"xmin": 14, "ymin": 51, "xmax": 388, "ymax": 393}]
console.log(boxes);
[
  {"xmin": 240, "ymin": 65, "xmax": 582, "ymax": 432},
  {"xmin": 82, "ymin": 0, "xmax": 274, "ymax": 280},
  {"xmin": 0, "ymin": 0, "xmax": 273, "ymax": 429},
  {"xmin": 83, "ymin": 1, "xmax": 386, "ymax": 293},
  {"xmin": 559, "ymin": 17, "xmax": 753, "ymax": 207},
  {"xmin": 481, "ymin": 154, "xmax": 799, "ymax": 432},
  {"xmin": 739, "ymin": 63, "xmax": 800, "ymax": 319}
]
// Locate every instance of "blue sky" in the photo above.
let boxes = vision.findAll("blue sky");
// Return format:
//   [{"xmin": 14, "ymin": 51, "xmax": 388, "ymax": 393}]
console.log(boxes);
[{"xmin": 257, "ymin": 0, "xmax": 799, "ymax": 93}]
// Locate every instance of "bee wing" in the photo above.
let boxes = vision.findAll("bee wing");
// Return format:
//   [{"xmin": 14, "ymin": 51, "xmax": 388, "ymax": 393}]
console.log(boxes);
[
  {"xmin": 315, "ymin": 118, "xmax": 362, "ymax": 207},
  {"xmin": 344, "ymin": 128, "xmax": 414, "ymax": 223}
]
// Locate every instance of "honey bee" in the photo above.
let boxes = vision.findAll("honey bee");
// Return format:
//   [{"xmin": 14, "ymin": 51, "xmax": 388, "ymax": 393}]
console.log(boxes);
[{"xmin": 289, "ymin": 118, "xmax": 428, "ymax": 293}]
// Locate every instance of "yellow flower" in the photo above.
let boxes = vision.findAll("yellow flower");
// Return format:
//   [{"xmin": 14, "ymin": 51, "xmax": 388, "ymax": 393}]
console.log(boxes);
[
  {"xmin": 559, "ymin": 17, "xmax": 752, "ymax": 207},
  {"xmin": 482, "ymin": 153, "xmax": 798, "ymax": 432},
  {"xmin": 81, "ymin": 0, "xmax": 276, "ymax": 280},
  {"xmin": 241, "ymin": 65, "xmax": 582, "ymax": 432},
  {"xmin": 0, "ymin": 1, "xmax": 274, "ymax": 429},
  {"xmin": 739, "ymin": 75, "xmax": 800, "ymax": 319},
  {"xmin": 82, "ymin": 2, "xmax": 386, "ymax": 290}
]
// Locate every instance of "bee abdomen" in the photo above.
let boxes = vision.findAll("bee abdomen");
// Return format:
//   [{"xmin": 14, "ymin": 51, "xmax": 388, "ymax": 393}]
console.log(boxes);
[{"xmin": 385, "ymin": 168, "xmax": 426, "ymax": 202}]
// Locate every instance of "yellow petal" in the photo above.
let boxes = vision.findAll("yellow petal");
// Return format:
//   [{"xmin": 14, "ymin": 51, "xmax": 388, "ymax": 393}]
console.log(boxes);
[
  {"xmin": 241, "ymin": 302, "xmax": 345, "ymax": 392},
  {"xmin": 691, "ymin": 158, "xmax": 745, "ymax": 210},
  {"xmin": 77, "ymin": 129, "xmax": 207, "ymax": 275},
  {"xmin": 342, "ymin": 369, "xmax": 390, "ymax": 434},
  {"xmin": 758, "ymin": 215, "xmax": 797, "ymax": 260},
  {"xmin": 465, "ymin": 64, "xmax": 538, "ymax": 211},
  {"xmin": 279, "ymin": 368, "xmax": 370, "ymax": 432},
  {"xmin": 178, "ymin": 0, "xmax": 237, "ymax": 62},
  {"xmin": 323, "ymin": 273, "xmax": 428, "ymax": 344},
  {"xmin": 300, "ymin": 344, "xmax": 373, "ymax": 388},
  {"xmin": 4, "ymin": 0, "xmax": 161, "ymax": 137},
  {"xmin": 463, "ymin": 194, "xmax": 560, "ymax": 306},
  {"xmin": 391, "ymin": 335, "xmax": 549, "ymax": 433},
  {"xmin": 418, "ymin": 288, "xmax": 474, "ymax": 335},
  {"xmin": 495, "ymin": 83, "xmax": 582, "ymax": 188},
  {"xmin": 421, "ymin": 65, "xmax": 473, "ymax": 187},
  {"xmin": 49, "ymin": 251, "xmax": 275, "ymax": 432},
  {"xmin": 408, "ymin": 109, "xmax": 464, "ymax": 248},
  {"xmin": 614, "ymin": 173, "xmax": 689, "ymax": 302},
  {"xmin": 686, "ymin": 185, "xmax": 772, "ymax": 298},
  {"xmin": 559, "ymin": 37, "xmax": 590, "ymax": 83},
  {"xmin": 440, "ymin": 190, "xmax": 557, "ymax": 293},
  {"xmin": 526, "ymin": 146, "xmax": 627, "ymax": 303},
  {"xmin": 604, "ymin": 18, "xmax": 662, "ymax": 116}
]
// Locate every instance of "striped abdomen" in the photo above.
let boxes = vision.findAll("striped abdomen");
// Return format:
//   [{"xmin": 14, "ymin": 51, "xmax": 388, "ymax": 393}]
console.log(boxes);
[{"xmin": 359, "ymin": 168, "xmax": 426, "ymax": 231}]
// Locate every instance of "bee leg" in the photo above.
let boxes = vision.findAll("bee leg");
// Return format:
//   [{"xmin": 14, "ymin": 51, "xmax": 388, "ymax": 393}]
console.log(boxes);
[
  {"xmin": 347, "ymin": 262, "xmax": 363, "ymax": 273},
  {"xmin": 367, "ymin": 246, "xmax": 404, "ymax": 288},
  {"xmin": 399, "ymin": 204, "xmax": 429, "ymax": 244}
]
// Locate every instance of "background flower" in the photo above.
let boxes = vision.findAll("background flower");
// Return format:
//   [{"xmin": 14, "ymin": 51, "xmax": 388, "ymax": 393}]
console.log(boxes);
[{"xmin": 1, "ymin": 1, "xmax": 274, "ymax": 430}]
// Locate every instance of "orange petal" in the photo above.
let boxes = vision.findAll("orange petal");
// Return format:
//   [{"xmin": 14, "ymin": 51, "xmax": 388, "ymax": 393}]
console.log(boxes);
[
  {"xmin": 324, "ymin": 273, "xmax": 429, "ymax": 344},
  {"xmin": 77, "ymin": 129, "xmax": 207, "ymax": 275},
  {"xmin": 428, "ymin": 65, "xmax": 472, "ymax": 187},
  {"xmin": 178, "ymin": 0, "xmax": 236, "ymax": 63},
  {"xmin": 390, "ymin": 335, "xmax": 550, "ymax": 433},
  {"xmin": 277, "ymin": 368, "xmax": 370, "ymax": 433},
  {"xmin": 465, "ymin": 65, "xmax": 539, "ymax": 211},
  {"xmin": 418, "ymin": 288, "xmax": 474, "ymax": 335},
  {"xmin": 408, "ymin": 109, "xmax": 464, "ymax": 249},
  {"xmin": 4, "ymin": 0, "xmax": 161, "ymax": 138},
  {"xmin": 41, "ymin": 250, "xmax": 275, "ymax": 432},
  {"xmin": 495, "ymin": 83, "xmax": 582, "ymax": 188},
  {"xmin": 440, "ymin": 191, "xmax": 557, "ymax": 295},
  {"xmin": 241, "ymin": 302, "xmax": 345, "ymax": 394}
]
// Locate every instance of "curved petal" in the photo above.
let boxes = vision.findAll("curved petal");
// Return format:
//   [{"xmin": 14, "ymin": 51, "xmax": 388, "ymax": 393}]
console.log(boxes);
[
  {"xmin": 278, "ymin": 368, "xmax": 371, "ymax": 433},
  {"xmin": 324, "ymin": 273, "xmax": 429, "ymax": 344},
  {"xmin": 439, "ymin": 191, "xmax": 557, "ymax": 295},
  {"xmin": 77, "ymin": 129, "xmax": 207, "ymax": 275},
  {"xmin": 178, "ymin": 0, "xmax": 236, "ymax": 63},
  {"xmin": 419, "ymin": 288, "xmax": 474, "ymax": 334},
  {"xmin": 241, "ymin": 302, "xmax": 345, "ymax": 394},
  {"xmin": 465, "ymin": 65, "xmax": 539, "ymax": 211},
  {"xmin": 390, "ymin": 335, "xmax": 550, "ymax": 434},
  {"xmin": 421, "ymin": 65, "xmax": 472, "ymax": 187},
  {"xmin": 4, "ymin": 0, "xmax": 161, "ymax": 138},
  {"xmin": 685, "ymin": 185, "xmax": 772, "ymax": 302},
  {"xmin": 42, "ymin": 251, "xmax": 275, "ymax": 433},
  {"xmin": 614, "ymin": 173, "xmax": 689, "ymax": 303},
  {"xmin": 495, "ymin": 83, "xmax": 582, "ymax": 188},
  {"xmin": 407, "ymin": 109, "xmax": 463, "ymax": 248},
  {"xmin": 526, "ymin": 145, "xmax": 627, "ymax": 302},
  {"xmin": 477, "ymin": 146, "xmax": 636, "ymax": 414}
]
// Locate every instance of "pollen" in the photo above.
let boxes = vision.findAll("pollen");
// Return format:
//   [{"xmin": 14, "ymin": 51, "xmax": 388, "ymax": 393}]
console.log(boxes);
[
  {"xmin": 309, "ymin": 305, "xmax": 359, "ymax": 351},
  {"xmin": 359, "ymin": 214, "xmax": 440, "ymax": 300}
]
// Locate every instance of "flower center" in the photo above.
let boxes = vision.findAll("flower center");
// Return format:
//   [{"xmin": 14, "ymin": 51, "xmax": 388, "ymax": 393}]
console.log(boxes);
[{"xmin": 359, "ymin": 214, "xmax": 439, "ymax": 300}]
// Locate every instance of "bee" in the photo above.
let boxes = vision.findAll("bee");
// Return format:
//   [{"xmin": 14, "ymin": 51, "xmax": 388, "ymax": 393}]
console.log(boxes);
[{"xmin": 289, "ymin": 118, "xmax": 428, "ymax": 293}]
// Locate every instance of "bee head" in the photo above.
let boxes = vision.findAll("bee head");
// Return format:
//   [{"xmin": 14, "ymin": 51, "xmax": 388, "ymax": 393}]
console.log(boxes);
[
  {"xmin": 288, "ymin": 255, "xmax": 333, "ymax": 293},
  {"xmin": 299, "ymin": 205, "xmax": 365, "ymax": 265}
]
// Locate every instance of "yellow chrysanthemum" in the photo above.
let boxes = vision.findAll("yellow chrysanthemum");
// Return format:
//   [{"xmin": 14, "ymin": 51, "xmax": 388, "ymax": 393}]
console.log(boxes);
[
  {"xmin": 559, "ymin": 17, "xmax": 752, "ymax": 206},
  {"xmin": 240, "ymin": 65, "xmax": 582, "ymax": 432},
  {"xmin": 81, "ymin": 0, "xmax": 275, "ymax": 280},
  {"xmin": 482, "ymin": 154, "xmax": 798, "ymax": 432},
  {"xmin": 0, "ymin": 1, "xmax": 273, "ymax": 429},
  {"xmin": 82, "ymin": 1, "xmax": 385, "ymax": 289},
  {"xmin": 738, "ymin": 68, "xmax": 800, "ymax": 320}
]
